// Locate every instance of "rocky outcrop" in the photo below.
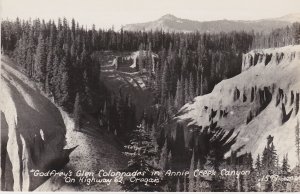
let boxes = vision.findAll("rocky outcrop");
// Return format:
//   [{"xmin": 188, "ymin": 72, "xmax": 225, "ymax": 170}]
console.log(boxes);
[
  {"xmin": 242, "ymin": 47, "xmax": 298, "ymax": 71},
  {"xmin": 174, "ymin": 45, "xmax": 300, "ymax": 167},
  {"xmin": 1, "ymin": 58, "xmax": 70, "ymax": 191}
]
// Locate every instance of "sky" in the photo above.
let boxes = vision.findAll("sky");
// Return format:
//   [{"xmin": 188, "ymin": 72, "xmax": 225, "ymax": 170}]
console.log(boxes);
[{"xmin": 1, "ymin": 0, "xmax": 300, "ymax": 29}]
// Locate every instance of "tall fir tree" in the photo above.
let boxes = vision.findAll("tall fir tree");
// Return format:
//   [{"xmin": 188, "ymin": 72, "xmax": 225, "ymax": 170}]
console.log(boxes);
[
  {"xmin": 184, "ymin": 77, "xmax": 189, "ymax": 104},
  {"xmin": 188, "ymin": 150, "xmax": 195, "ymax": 192},
  {"xmin": 58, "ymin": 54, "xmax": 71, "ymax": 109},
  {"xmin": 34, "ymin": 33, "xmax": 47, "ymax": 84},
  {"xmin": 121, "ymin": 124, "xmax": 164, "ymax": 191},
  {"xmin": 261, "ymin": 135, "xmax": 277, "ymax": 174},
  {"xmin": 174, "ymin": 79, "xmax": 183, "ymax": 109},
  {"xmin": 189, "ymin": 72, "xmax": 195, "ymax": 101},
  {"xmin": 73, "ymin": 92, "xmax": 82, "ymax": 131},
  {"xmin": 281, "ymin": 154, "xmax": 290, "ymax": 176},
  {"xmin": 45, "ymin": 49, "xmax": 54, "ymax": 94},
  {"xmin": 161, "ymin": 61, "xmax": 169, "ymax": 103},
  {"xmin": 255, "ymin": 154, "xmax": 261, "ymax": 171}
]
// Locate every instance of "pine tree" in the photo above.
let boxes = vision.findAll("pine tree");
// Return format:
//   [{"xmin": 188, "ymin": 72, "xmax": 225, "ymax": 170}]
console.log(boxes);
[
  {"xmin": 198, "ymin": 56, "xmax": 205, "ymax": 95},
  {"xmin": 189, "ymin": 72, "xmax": 195, "ymax": 101},
  {"xmin": 121, "ymin": 124, "xmax": 164, "ymax": 191},
  {"xmin": 80, "ymin": 43, "xmax": 88, "ymax": 65},
  {"xmin": 138, "ymin": 43, "xmax": 144, "ymax": 72},
  {"xmin": 188, "ymin": 150, "xmax": 195, "ymax": 192},
  {"xmin": 16, "ymin": 33, "xmax": 28, "ymax": 71},
  {"xmin": 261, "ymin": 135, "xmax": 277, "ymax": 173},
  {"xmin": 196, "ymin": 71, "xmax": 200, "ymax": 96},
  {"xmin": 184, "ymin": 78, "xmax": 189, "ymax": 103},
  {"xmin": 161, "ymin": 61, "xmax": 169, "ymax": 103},
  {"xmin": 159, "ymin": 140, "xmax": 168, "ymax": 170},
  {"xmin": 243, "ymin": 153, "xmax": 256, "ymax": 192},
  {"xmin": 281, "ymin": 154, "xmax": 290, "ymax": 176},
  {"xmin": 167, "ymin": 94, "xmax": 174, "ymax": 116},
  {"xmin": 150, "ymin": 124, "xmax": 159, "ymax": 166},
  {"xmin": 255, "ymin": 154, "xmax": 261, "ymax": 171},
  {"xmin": 293, "ymin": 23, "xmax": 300, "ymax": 44},
  {"xmin": 26, "ymin": 31, "xmax": 35, "ymax": 77},
  {"xmin": 154, "ymin": 63, "xmax": 162, "ymax": 102},
  {"xmin": 274, "ymin": 154, "xmax": 290, "ymax": 192},
  {"xmin": 82, "ymin": 70, "xmax": 93, "ymax": 110},
  {"xmin": 25, "ymin": 48, "xmax": 34, "ymax": 77},
  {"xmin": 174, "ymin": 79, "xmax": 183, "ymax": 109},
  {"xmin": 34, "ymin": 33, "xmax": 47, "ymax": 84},
  {"xmin": 52, "ymin": 54, "xmax": 61, "ymax": 101},
  {"xmin": 58, "ymin": 54, "xmax": 71, "ymax": 108},
  {"xmin": 102, "ymin": 101, "xmax": 108, "ymax": 130},
  {"xmin": 73, "ymin": 93, "xmax": 82, "ymax": 131},
  {"xmin": 275, "ymin": 155, "xmax": 280, "ymax": 174},
  {"xmin": 45, "ymin": 49, "xmax": 54, "ymax": 94}
]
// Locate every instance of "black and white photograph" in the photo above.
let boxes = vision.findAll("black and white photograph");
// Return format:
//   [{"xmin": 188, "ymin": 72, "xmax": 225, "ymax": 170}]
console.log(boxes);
[{"xmin": 1, "ymin": 0, "xmax": 300, "ymax": 192}]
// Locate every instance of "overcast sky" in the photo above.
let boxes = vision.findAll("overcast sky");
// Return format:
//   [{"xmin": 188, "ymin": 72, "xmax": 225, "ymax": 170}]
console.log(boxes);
[{"xmin": 1, "ymin": 0, "xmax": 300, "ymax": 29}]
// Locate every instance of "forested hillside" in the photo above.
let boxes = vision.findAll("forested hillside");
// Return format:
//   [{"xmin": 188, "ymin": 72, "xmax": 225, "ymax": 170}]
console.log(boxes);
[{"xmin": 1, "ymin": 17, "xmax": 300, "ymax": 192}]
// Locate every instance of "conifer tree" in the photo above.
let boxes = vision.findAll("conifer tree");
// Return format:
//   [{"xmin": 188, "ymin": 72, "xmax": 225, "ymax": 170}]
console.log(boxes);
[
  {"xmin": 281, "ymin": 154, "xmax": 290, "ymax": 176},
  {"xmin": 16, "ymin": 35, "xmax": 26, "ymax": 68},
  {"xmin": 59, "ymin": 55, "xmax": 71, "ymax": 108},
  {"xmin": 34, "ymin": 33, "xmax": 47, "ymax": 84},
  {"xmin": 159, "ymin": 140, "xmax": 168, "ymax": 170},
  {"xmin": 174, "ymin": 79, "xmax": 183, "ymax": 109},
  {"xmin": 255, "ymin": 154, "xmax": 261, "ymax": 171},
  {"xmin": 82, "ymin": 70, "xmax": 93, "ymax": 110},
  {"xmin": 73, "ymin": 92, "xmax": 82, "ymax": 131},
  {"xmin": 196, "ymin": 72, "xmax": 200, "ymax": 96},
  {"xmin": 150, "ymin": 124, "xmax": 159, "ymax": 166},
  {"xmin": 189, "ymin": 72, "xmax": 195, "ymax": 101},
  {"xmin": 261, "ymin": 135, "xmax": 277, "ymax": 173},
  {"xmin": 293, "ymin": 23, "xmax": 300, "ymax": 44},
  {"xmin": 121, "ymin": 124, "xmax": 164, "ymax": 191},
  {"xmin": 45, "ymin": 49, "xmax": 54, "ymax": 94},
  {"xmin": 26, "ymin": 31, "xmax": 35, "ymax": 77},
  {"xmin": 138, "ymin": 43, "xmax": 144, "ymax": 72},
  {"xmin": 184, "ymin": 78, "xmax": 189, "ymax": 103},
  {"xmin": 25, "ymin": 48, "xmax": 34, "ymax": 77},
  {"xmin": 154, "ymin": 63, "xmax": 162, "ymax": 102},
  {"xmin": 198, "ymin": 56, "xmax": 204, "ymax": 95},
  {"xmin": 52, "ymin": 54, "xmax": 60, "ymax": 100},
  {"xmin": 188, "ymin": 150, "xmax": 195, "ymax": 192},
  {"xmin": 161, "ymin": 61, "xmax": 169, "ymax": 103}
]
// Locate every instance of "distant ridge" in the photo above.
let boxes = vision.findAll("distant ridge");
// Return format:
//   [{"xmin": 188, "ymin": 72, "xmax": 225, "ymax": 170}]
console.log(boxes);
[{"xmin": 123, "ymin": 13, "xmax": 300, "ymax": 33}]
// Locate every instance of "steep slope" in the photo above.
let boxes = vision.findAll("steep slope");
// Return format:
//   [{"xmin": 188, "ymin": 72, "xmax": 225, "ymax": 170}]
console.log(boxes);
[
  {"xmin": 123, "ymin": 14, "xmax": 298, "ymax": 33},
  {"xmin": 175, "ymin": 45, "xmax": 300, "ymax": 166},
  {"xmin": 1, "ymin": 57, "xmax": 69, "ymax": 191},
  {"xmin": 35, "ymin": 110, "xmax": 127, "ymax": 191},
  {"xmin": 1, "ymin": 56, "xmax": 127, "ymax": 191}
]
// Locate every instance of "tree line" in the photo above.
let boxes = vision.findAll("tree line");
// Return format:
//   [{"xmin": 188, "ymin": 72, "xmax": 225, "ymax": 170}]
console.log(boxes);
[
  {"xmin": 2, "ymin": 18, "xmax": 300, "ymax": 192},
  {"xmin": 252, "ymin": 22, "xmax": 300, "ymax": 49}
]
